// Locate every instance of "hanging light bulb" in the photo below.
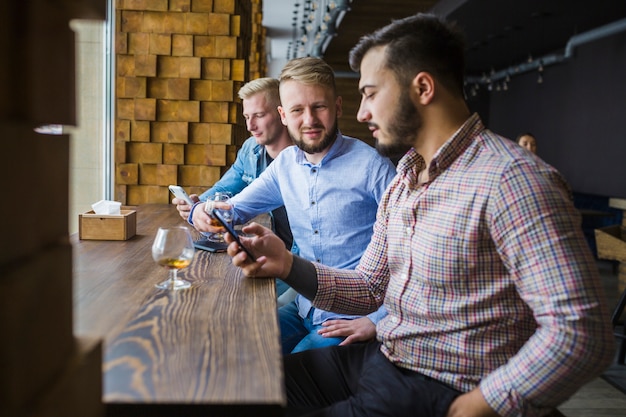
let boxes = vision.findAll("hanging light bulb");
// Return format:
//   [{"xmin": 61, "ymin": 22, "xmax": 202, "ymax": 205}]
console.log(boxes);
[
  {"xmin": 503, "ymin": 82, "xmax": 508, "ymax": 91},
  {"xmin": 537, "ymin": 73, "xmax": 543, "ymax": 84},
  {"xmin": 527, "ymin": 54, "xmax": 533, "ymax": 63}
]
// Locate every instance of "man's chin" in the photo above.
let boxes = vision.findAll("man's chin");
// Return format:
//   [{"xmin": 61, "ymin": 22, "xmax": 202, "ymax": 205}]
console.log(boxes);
[{"xmin": 375, "ymin": 139, "xmax": 411, "ymax": 160}]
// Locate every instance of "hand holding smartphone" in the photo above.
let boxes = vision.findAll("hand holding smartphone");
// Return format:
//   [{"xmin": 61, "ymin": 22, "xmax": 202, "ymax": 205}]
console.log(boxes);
[
  {"xmin": 211, "ymin": 208, "xmax": 256, "ymax": 261},
  {"xmin": 169, "ymin": 185, "xmax": 193, "ymax": 205}
]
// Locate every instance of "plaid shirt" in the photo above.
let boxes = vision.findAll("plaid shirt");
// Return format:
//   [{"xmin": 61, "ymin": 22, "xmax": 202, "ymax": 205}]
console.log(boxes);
[{"xmin": 312, "ymin": 114, "xmax": 614, "ymax": 417}]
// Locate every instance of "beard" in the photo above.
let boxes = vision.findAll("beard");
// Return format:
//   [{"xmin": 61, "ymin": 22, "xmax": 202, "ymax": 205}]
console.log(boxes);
[
  {"xmin": 375, "ymin": 90, "xmax": 420, "ymax": 159},
  {"xmin": 290, "ymin": 119, "xmax": 338, "ymax": 154}
]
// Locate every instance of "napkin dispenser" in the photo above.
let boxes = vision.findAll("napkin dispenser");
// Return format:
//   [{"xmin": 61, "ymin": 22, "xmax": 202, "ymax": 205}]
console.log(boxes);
[{"xmin": 79, "ymin": 202, "xmax": 137, "ymax": 240}]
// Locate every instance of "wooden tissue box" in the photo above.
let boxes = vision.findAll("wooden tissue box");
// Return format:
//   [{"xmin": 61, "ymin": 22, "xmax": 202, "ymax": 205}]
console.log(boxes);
[{"xmin": 79, "ymin": 208, "xmax": 137, "ymax": 240}]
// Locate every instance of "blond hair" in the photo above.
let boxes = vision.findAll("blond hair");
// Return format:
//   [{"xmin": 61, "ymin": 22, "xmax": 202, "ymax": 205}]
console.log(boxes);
[
  {"xmin": 279, "ymin": 57, "xmax": 336, "ymax": 95},
  {"xmin": 238, "ymin": 77, "xmax": 281, "ymax": 108}
]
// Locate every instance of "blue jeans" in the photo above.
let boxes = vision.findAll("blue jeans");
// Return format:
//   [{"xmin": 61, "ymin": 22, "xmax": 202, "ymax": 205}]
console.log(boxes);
[
  {"xmin": 276, "ymin": 278, "xmax": 290, "ymax": 297},
  {"xmin": 279, "ymin": 301, "xmax": 345, "ymax": 355}
]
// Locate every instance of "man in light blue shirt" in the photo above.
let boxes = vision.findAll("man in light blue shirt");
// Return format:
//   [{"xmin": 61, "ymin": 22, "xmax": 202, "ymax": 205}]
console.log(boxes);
[
  {"xmin": 190, "ymin": 57, "xmax": 396, "ymax": 353},
  {"xmin": 172, "ymin": 78, "xmax": 293, "ymax": 249}
]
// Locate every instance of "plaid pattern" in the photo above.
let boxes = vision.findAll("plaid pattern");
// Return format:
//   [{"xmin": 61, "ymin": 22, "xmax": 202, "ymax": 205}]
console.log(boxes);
[{"xmin": 313, "ymin": 114, "xmax": 614, "ymax": 417}]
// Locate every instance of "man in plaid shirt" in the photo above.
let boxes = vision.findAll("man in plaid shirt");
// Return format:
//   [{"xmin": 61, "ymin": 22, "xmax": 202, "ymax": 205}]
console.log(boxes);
[{"xmin": 226, "ymin": 13, "xmax": 615, "ymax": 417}]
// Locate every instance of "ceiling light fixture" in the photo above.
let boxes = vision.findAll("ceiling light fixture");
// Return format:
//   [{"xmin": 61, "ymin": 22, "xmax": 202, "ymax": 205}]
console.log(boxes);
[
  {"xmin": 466, "ymin": 17, "xmax": 626, "ymax": 94},
  {"xmin": 288, "ymin": 0, "xmax": 353, "ymax": 58}
]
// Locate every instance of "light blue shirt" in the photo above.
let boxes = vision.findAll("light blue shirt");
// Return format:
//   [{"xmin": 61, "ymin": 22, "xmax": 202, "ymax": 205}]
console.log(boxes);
[{"xmin": 230, "ymin": 132, "xmax": 396, "ymax": 325}]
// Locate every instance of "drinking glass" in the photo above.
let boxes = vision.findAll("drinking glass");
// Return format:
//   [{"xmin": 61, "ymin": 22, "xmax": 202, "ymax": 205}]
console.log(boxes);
[
  {"xmin": 205, "ymin": 192, "xmax": 234, "ymax": 242},
  {"xmin": 152, "ymin": 226, "xmax": 195, "ymax": 290}
]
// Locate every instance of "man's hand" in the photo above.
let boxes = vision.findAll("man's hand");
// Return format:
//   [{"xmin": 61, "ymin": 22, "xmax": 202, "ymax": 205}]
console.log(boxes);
[
  {"xmin": 190, "ymin": 201, "xmax": 230, "ymax": 233},
  {"xmin": 318, "ymin": 317, "xmax": 376, "ymax": 345},
  {"xmin": 172, "ymin": 194, "xmax": 200, "ymax": 220},
  {"xmin": 225, "ymin": 222, "xmax": 293, "ymax": 279},
  {"xmin": 446, "ymin": 388, "xmax": 499, "ymax": 417}
]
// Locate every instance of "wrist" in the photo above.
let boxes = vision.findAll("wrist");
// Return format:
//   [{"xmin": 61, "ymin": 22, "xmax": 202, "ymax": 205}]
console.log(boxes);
[
  {"xmin": 283, "ymin": 254, "xmax": 318, "ymax": 300},
  {"xmin": 281, "ymin": 250, "xmax": 294, "ymax": 279},
  {"xmin": 188, "ymin": 201, "xmax": 202, "ymax": 226}
]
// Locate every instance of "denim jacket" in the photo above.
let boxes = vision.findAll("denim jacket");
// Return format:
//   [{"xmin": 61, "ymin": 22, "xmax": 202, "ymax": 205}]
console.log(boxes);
[{"xmin": 198, "ymin": 137, "xmax": 268, "ymax": 202}]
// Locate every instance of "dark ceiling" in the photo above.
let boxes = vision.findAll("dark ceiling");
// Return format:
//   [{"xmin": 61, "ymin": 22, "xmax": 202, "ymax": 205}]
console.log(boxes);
[{"xmin": 322, "ymin": 0, "xmax": 626, "ymax": 77}]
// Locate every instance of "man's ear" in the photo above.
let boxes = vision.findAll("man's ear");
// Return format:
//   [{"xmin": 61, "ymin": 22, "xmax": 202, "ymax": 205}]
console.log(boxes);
[
  {"xmin": 412, "ymin": 72, "xmax": 435, "ymax": 105},
  {"xmin": 277, "ymin": 106, "xmax": 288, "ymax": 126}
]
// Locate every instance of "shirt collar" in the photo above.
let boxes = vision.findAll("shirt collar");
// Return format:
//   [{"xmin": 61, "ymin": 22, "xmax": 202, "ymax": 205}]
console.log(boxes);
[
  {"xmin": 295, "ymin": 130, "xmax": 344, "ymax": 167},
  {"xmin": 397, "ymin": 113, "xmax": 484, "ymax": 189}
]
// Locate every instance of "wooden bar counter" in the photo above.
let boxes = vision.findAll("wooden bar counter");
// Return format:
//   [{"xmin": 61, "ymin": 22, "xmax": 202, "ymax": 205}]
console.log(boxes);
[{"xmin": 72, "ymin": 204, "xmax": 285, "ymax": 416}]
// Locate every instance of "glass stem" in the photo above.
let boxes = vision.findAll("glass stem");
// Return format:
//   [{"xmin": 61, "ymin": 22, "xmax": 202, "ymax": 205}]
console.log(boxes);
[{"xmin": 169, "ymin": 269, "xmax": 178, "ymax": 284}]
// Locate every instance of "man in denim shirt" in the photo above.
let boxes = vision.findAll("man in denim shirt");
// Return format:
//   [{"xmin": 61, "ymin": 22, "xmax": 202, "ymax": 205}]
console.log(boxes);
[
  {"xmin": 189, "ymin": 58, "xmax": 396, "ymax": 353},
  {"xmin": 172, "ymin": 78, "xmax": 293, "ymax": 249}
]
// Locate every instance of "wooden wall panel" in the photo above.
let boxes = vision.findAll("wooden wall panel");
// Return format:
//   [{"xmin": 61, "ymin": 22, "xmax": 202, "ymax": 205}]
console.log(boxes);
[
  {"xmin": 0, "ymin": 2, "xmax": 105, "ymax": 415},
  {"xmin": 115, "ymin": 0, "xmax": 264, "ymax": 204}
]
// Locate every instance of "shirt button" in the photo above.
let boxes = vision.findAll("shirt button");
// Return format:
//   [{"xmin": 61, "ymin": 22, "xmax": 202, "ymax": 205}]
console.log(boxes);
[
  {"xmin": 391, "ymin": 316, "xmax": 399, "ymax": 323},
  {"xmin": 405, "ymin": 227, "xmax": 412, "ymax": 235},
  {"xmin": 316, "ymin": 259, "xmax": 321, "ymax": 262},
  {"xmin": 311, "ymin": 168, "xmax": 317, "ymax": 173},
  {"xmin": 314, "ymin": 230, "xmax": 319, "ymax": 234},
  {"xmin": 311, "ymin": 201, "xmax": 315, "ymax": 205}
]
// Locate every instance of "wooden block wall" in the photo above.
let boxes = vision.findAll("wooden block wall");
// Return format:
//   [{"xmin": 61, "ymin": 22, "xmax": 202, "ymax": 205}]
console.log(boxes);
[
  {"xmin": 0, "ymin": 2, "xmax": 105, "ymax": 416},
  {"xmin": 249, "ymin": 0, "xmax": 266, "ymax": 80},
  {"xmin": 115, "ymin": 0, "xmax": 266, "ymax": 204},
  {"xmin": 0, "ymin": 71, "xmax": 105, "ymax": 417},
  {"xmin": 0, "ymin": 128, "xmax": 101, "ymax": 414},
  {"xmin": 0, "ymin": 245, "xmax": 75, "ymax": 414}
]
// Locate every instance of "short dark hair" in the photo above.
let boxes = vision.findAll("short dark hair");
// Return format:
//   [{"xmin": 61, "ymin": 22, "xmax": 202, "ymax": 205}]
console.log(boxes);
[{"xmin": 349, "ymin": 13, "xmax": 466, "ymax": 96}]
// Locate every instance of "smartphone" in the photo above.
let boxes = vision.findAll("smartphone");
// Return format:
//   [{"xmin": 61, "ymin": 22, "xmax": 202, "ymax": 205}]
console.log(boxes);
[
  {"xmin": 168, "ymin": 185, "xmax": 193, "ymax": 205},
  {"xmin": 211, "ymin": 208, "xmax": 256, "ymax": 261}
]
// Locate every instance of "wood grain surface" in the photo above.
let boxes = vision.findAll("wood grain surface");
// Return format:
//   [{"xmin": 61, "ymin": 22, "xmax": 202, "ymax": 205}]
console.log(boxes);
[{"xmin": 73, "ymin": 204, "xmax": 285, "ymax": 415}]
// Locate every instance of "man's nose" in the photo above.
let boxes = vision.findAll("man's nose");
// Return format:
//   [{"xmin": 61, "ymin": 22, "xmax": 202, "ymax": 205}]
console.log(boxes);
[
  {"xmin": 357, "ymin": 101, "xmax": 370, "ymax": 123},
  {"xmin": 303, "ymin": 107, "xmax": 316, "ymax": 124}
]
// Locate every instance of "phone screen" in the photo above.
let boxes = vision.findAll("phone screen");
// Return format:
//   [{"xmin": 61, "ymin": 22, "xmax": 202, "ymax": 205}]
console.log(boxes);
[{"xmin": 211, "ymin": 208, "xmax": 256, "ymax": 261}]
